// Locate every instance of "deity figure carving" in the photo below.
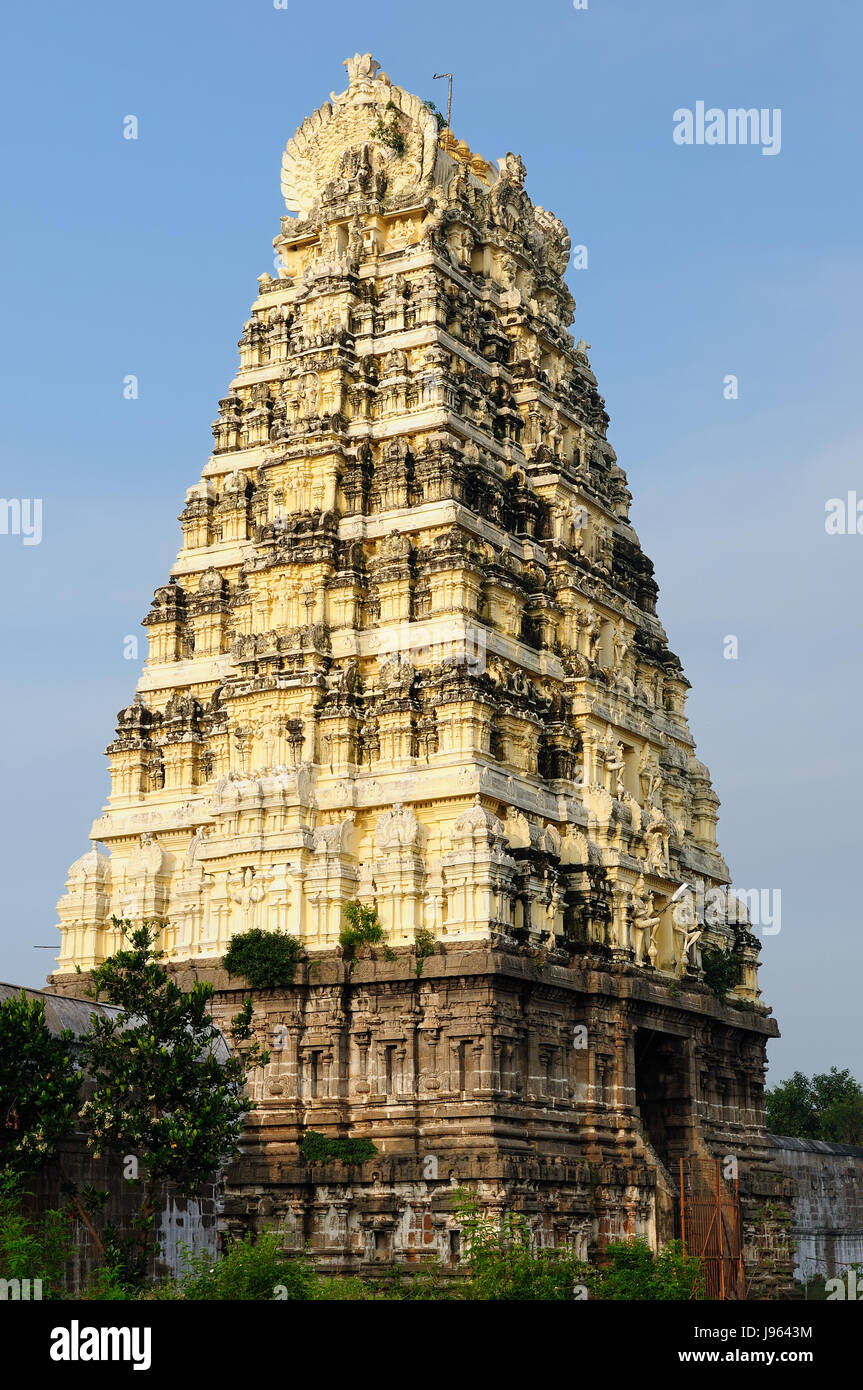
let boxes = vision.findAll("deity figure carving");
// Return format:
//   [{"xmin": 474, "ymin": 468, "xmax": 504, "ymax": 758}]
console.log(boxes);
[{"xmin": 630, "ymin": 873, "xmax": 661, "ymax": 965}]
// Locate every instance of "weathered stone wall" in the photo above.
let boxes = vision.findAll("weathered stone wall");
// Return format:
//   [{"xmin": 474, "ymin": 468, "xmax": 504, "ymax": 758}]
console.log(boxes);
[
  {"xmin": 1, "ymin": 982, "xmax": 220, "ymax": 1289},
  {"xmin": 25, "ymin": 1141, "xmax": 220, "ymax": 1289},
  {"xmin": 769, "ymin": 1135, "xmax": 863, "ymax": 1281},
  {"xmin": 192, "ymin": 945, "xmax": 793, "ymax": 1291},
  {"xmin": 29, "ymin": 961, "xmax": 803, "ymax": 1293}
]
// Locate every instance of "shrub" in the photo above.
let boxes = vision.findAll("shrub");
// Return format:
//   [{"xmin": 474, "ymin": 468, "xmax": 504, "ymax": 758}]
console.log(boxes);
[
  {"xmin": 414, "ymin": 929, "xmax": 436, "ymax": 977},
  {"xmin": 450, "ymin": 1191, "xmax": 703, "ymax": 1302},
  {"xmin": 339, "ymin": 902, "xmax": 385, "ymax": 953},
  {"xmin": 316, "ymin": 1274, "xmax": 376, "ymax": 1300},
  {"xmin": 78, "ymin": 1265, "xmax": 136, "ymax": 1300},
  {"xmin": 0, "ymin": 1171, "xmax": 69, "ymax": 1299},
  {"xmin": 354, "ymin": 1262, "xmax": 460, "ymax": 1300},
  {"xmin": 223, "ymin": 928, "xmax": 304, "ymax": 989},
  {"xmin": 453, "ymin": 1189, "xmax": 588, "ymax": 1301},
  {"xmin": 180, "ymin": 1230, "xmax": 316, "ymax": 1301},
  {"xmin": 589, "ymin": 1238, "xmax": 704, "ymax": 1301},
  {"xmin": 700, "ymin": 945, "xmax": 741, "ymax": 1001},
  {"xmin": 301, "ymin": 1130, "xmax": 377, "ymax": 1166}
]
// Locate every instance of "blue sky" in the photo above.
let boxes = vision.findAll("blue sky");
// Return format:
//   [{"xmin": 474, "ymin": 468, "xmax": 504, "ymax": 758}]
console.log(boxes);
[{"xmin": 1, "ymin": 0, "xmax": 860, "ymax": 1083}]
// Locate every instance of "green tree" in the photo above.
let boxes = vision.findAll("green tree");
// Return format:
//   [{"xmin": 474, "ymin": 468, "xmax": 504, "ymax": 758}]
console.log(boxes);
[
  {"xmin": 766, "ymin": 1067, "xmax": 863, "ymax": 1142},
  {"xmin": 79, "ymin": 918, "xmax": 268, "ymax": 1284},
  {"xmin": 822, "ymin": 1093, "xmax": 863, "ymax": 1145},
  {"xmin": 0, "ymin": 992, "xmax": 82, "ymax": 1173},
  {"xmin": 765, "ymin": 1070, "xmax": 817, "ymax": 1137},
  {"xmin": 811, "ymin": 1067, "xmax": 862, "ymax": 1117}
]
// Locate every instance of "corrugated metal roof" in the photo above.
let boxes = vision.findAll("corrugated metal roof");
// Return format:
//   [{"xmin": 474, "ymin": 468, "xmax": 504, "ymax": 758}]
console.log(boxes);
[
  {"xmin": 0, "ymin": 982, "xmax": 121, "ymax": 1035},
  {"xmin": 0, "ymin": 981, "xmax": 232, "ymax": 1062},
  {"xmin": 769, "ymin": 1132, "xmax": 863, "ymax": 1158}
]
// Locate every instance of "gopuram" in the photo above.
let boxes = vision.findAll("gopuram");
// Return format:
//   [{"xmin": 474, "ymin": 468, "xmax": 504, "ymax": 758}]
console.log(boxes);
[{"xmin": 51, "ymin": 53, "xmax": 793, "ymax": 1290}]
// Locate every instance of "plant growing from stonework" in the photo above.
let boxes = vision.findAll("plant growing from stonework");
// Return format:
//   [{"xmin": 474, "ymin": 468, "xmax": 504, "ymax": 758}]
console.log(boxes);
[
  {"xmin": 300, "ymin": 1129, "xmax": 377, "ymax": 1166},
  {"xmin": 372, "ymin": 101, "xmax": 406, "ymax": 156},
  {"xmin": 423, "ymin": 99, "xmax": 448, "ymax": 133},
  {"xmin": 223, "ymin": 928, "xmax": 304, "ymax": 990},
  {"xmin": 0, "ymin": 991, "xmax": 82, "ymax": 1174},
  {"xmin": 78, "ymin": 917, "xmax": 268, "ymax": 1285},
  {"xmin": 339, "ymin": 901, "xmax": 387, "ymax": 965},
  {"xmin": 414, "ymin": 928, "xmax": 436, "ymax": 977},
  {"xmin": 700, "ymin": 944, "xmax": 741, "ymax": 1001}
]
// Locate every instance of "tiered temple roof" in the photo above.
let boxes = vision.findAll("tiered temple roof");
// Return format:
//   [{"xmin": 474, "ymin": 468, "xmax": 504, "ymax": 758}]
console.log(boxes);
[{"xmin": 56, "ymin": 53, "xmax": 761, "ymax": 1003}]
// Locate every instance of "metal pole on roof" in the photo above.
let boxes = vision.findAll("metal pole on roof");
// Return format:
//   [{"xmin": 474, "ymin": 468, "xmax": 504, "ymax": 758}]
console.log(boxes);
[{"xmin": 433, "ymin": 72, "xmax": 453, "ymax": 133}]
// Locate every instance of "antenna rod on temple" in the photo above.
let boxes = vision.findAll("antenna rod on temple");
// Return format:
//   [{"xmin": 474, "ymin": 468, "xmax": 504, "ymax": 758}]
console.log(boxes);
[{"xmin": 433, "ymin": 71, "xmax": 453, "ymax": 132}]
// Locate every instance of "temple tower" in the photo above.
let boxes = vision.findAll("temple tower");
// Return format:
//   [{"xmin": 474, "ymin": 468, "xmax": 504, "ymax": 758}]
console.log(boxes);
[{"xmin": 51, "ymin": 53, "xmax": 793, "ymax": 1288}]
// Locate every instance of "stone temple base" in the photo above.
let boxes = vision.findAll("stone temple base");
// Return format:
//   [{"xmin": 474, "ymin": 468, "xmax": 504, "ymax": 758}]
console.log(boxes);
[{"xmin": 54, "ymin": 940, "xmax": 788, "ymax": 1294}]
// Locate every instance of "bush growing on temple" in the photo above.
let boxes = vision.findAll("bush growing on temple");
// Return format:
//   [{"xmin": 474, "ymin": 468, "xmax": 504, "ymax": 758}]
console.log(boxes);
[
  {"xmin": 223, "ymin": 928, "xmax": 304, "ymax": 989},
  {"xmin": 339, "ymin": 901, "xmax": 385, "ymax": 951},
  {"xmin": 300, "ymin": 1130, "xmax": 377, "ymax": 1165},
  {"xmin": 700, "ymin": 945, "xmax": 742, "ymax": 1001},
  {"xmin": 414, "ymin": 928, "xmax": 436, "ymax": 976}
]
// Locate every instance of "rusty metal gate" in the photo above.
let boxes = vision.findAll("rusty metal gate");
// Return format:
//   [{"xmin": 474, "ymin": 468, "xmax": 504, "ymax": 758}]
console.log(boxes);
[{"xmin": 679, "ymin": 1158, "xmax": 744, "ymax": 1299}]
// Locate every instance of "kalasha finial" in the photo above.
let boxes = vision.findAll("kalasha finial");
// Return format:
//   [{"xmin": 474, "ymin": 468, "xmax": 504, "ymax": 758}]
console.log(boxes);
[{"xmin": 343, "ymin": 53, "xmax": 381, "ymax": 86}]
